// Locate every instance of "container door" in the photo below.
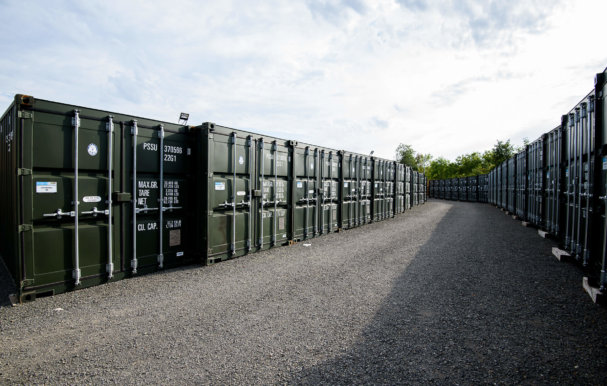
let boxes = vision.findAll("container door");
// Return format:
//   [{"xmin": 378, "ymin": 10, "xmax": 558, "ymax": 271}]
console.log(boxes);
[
  {"xmin": 130, "ymin": 123, "xmax": 193, "ymax": 271},
  {"xmin": 27, "ymin": 108, "xmax": 120, "ymax": 290},
  {"xmin": 360, "ymin": 157, "xmax": 372, "ymax": 223},
  {"xmin": 341, "ymin": 153, "xmax": 360, "ymax": 229},
  {"xmin": 205, "ymin": 129, "xmax": 253, "ymax": 262},
  {"xmin": 257, "ymin": 139, "xmax": 290, "ymax": 249},
  {"xmin": 293, "ymin": 146, "xmax": 318, "ymax": 240},
  {"xmin": 577, "ymin": 97, "xmax": 594, "ymax": 265}
]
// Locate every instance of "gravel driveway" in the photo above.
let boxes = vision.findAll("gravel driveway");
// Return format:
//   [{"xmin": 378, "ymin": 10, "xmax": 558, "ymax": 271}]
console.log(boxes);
[{"xmin": 1, "ymin": 200, "xmax": 606, "ymax": 384}]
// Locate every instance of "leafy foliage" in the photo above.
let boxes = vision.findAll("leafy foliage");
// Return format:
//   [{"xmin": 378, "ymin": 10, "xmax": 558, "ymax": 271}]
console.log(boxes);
[
  {"xmin": 395, "ymin": 143, "xmax": 433, "ymax": 173},
  {"xmin": 396, "ymin": 139, "xmax": 518, "ymax": 180}
]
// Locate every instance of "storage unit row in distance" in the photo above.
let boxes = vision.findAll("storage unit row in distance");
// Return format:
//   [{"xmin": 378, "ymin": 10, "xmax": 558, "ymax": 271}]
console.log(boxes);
[
  {"xmin": 432, "ymin": 67, "xmax": 607, "ymax": 296},
  {"xmin": 429, "ymin": 175, "xmax": 488, "ymax": 203}
]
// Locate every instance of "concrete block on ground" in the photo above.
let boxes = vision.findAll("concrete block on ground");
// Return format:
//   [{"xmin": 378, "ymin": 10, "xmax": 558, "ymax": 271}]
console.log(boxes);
[
  {"xmin": 552, "ymin": 247, "xmax": 571, "ymax": 262},
  {"xmin": 583, "ymin": 277, "xmax": 605, "ymax": 305}
]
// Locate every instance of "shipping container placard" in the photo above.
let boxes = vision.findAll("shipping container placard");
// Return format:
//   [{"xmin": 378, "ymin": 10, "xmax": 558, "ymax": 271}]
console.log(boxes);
[
  {"xmin": 215, "ymin": 182, "xmax": 225, "ymax": 191},
  {"xmin": 169, "ymin": 229, "xmax": 181, "ymax": 246},
  {"xmin": 36, "ymin": 181, "xmax": 57, "ymax": 193}
]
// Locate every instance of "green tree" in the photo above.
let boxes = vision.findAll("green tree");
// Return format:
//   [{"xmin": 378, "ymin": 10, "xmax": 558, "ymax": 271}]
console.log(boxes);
[
  {"xmin": 397, "ymin": 138, "xmax": 520, "ymax": 180},
  {"xmin": 415, "ymin": 153, "xmax": 433, "ymax": 174},
  {"xmin": 426, "ymin": 157, "xmax": 452, "ymax": 180},
  {"xmin": 395, "ymin": 143, "xmax": 418, "ymax": 170},
  {"xmin": 456, "ymin": 152, "xmax": 484, "ymax": 177},
  {"xmin": 484, "ymin": 139, "xmax": 516, "ymax": 168}
]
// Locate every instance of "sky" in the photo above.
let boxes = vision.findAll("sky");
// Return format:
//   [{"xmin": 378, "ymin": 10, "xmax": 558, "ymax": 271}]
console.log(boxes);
[{"xmin": 0, "ymin": 0, "xmax": 606, "ymax": 161}]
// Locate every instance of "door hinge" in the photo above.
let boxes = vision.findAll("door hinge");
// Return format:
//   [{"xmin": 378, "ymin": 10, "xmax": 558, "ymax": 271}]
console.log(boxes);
[
  {"xmin": 113, "ymin": 192, "xmax": 132, "ymax": 202},
  {"xmin": 18, "ymin": 111, "xmax": 33, "ymax": 119},
  {"xmin": 21, "ymin": 279, "xmax": 35, "ymax": 287},
  {"xmin": 18, "ymin": 224, "xmax": 33, "ymax": 232},
  {"xmin": 17, "ymin": 168, "xmax": 32, "ymax": 176}
]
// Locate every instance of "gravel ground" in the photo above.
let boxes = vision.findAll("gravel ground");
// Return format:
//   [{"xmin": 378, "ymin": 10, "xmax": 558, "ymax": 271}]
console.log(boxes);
[{"xmin": 1, "ymin": 200, "xmax": 606, "ymax": 384}]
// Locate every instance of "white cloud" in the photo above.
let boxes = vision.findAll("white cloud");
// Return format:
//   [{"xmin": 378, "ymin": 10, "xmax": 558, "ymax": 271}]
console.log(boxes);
[{"xmin": 0, "ymin": 0, "xmax": 605, "ymax": 161}]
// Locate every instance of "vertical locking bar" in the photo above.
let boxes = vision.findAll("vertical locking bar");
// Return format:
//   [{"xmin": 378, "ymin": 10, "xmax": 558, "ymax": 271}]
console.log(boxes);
[
  {"xmin": 355, "ymin": 156, "xmax": 359, "ymax": 226},
  {"xmin": 304, "ymin": 146, "xmax": 318, "ymax": 239},
  {"xmin": 328, "ymin": 152, "xmax": 333, "ymax": 232},
  {"xmin": 131, "ymin": 120, "xmax": 139, "ymax": 274},
  {"xmin": 583, "ymin": 99, "xmax": 593, "ymax": 264},
  {"xmin": 231, "ymin": 132, "xmax": 237, "ymax": 255},
  {"xmin": 247, "ymin": 136, "xmax": 253, "ymax": 252},
  {"xmin": 382, "ymin": 161, "xmax": 385, "ymax": 219},
  {"xmin": 574, "ymin": 108, "xmax": 582, "ymax": 255},
  {"xmin": 73, "ymin": 110, "xmax": 81, "ymax": 285},
  {"xmin": 550, "ymin": 131, "xmax": 555, "ymax": 231},
  {"xmin": 106, "ymin": 116, "xmax": 114, "ymax": 278},
  {"xmin": 351, "ymin": 155, "xmax": 355, "ymax": 227},
  {"xmin": 553, "ymin": 128, "xmax": 563, "ymax": 236},
  {"xmin": 304, "ymin": 147, "xmax": 309, "ymax": 238},
  {"xmin": 320, "ymin": 150, "xmax": 325, "ymax": 234},
  {"xmin": 258, "ymin": 138, "xmax": 264, "ymax": 248},
  {"xmin": 547, "ymin": 131, "xmax": 552, "ymax": 231},
  {"xmin": 314, "ymin": 149, "xmax": 319, "ymax": 235},
  {"xmin": 158, "ymin": 124, "xmax": 165, "ymax": 268},
  {"xmin": 272, "ymin": 141, "xmax": 277, "ymax": 246},
  {"xmin": 565, "ymin": 115, "xmax": 572, "ymax": 249}
]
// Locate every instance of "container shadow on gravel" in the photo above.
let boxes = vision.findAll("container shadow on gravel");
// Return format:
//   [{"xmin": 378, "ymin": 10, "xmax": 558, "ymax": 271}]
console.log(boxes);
[
  {"xmin": 290, "ymin": 202, "xmax": 607, "ymax": 384},
  {"xmin": 0, "ymin": 258, "xmax": 16, "ymax": 308}
]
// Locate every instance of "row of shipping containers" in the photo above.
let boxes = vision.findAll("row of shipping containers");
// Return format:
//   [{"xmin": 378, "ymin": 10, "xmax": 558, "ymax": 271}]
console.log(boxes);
[
  {"xmin": 430, "ymin": 67, "xmax": 607, "ymax": 295},
  {"xmin": 0, "ymin": 95, "xmax": 427, "ymax": 302},
  {"xmin": 428, "ymin": 175, "xmax": 489, "ymax": 203}
]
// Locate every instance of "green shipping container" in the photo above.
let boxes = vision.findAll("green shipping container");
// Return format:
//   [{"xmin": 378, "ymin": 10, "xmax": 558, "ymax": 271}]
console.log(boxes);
[
  {"xmin": 194, "ymin": 123, "xmax": 292, "ymax": 264},
  {"xmin": 340, "ymin": 151, "xmax": 372, "ymax": 229},
  {"xmin": 291, "ymin": 141, "xmax": 340, "ymax": 240},
  {"xmin": 395, "ymin": 163, "xmax": 406, "ymax": 214},
  {"xmin": 0, "ymin": 95, "xmax": 195, "ymax": 301}
]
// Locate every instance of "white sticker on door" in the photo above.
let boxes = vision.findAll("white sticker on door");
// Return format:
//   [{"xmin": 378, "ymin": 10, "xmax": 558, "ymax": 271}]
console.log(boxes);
[
  {"xmin": 36, "ymin": 181, "xmax": 57, "ymax": 193},
  {"xmin": 87, "ymin": 143, "xmax": 98, "ymax": 156},
  {"xmin": 215, "ymin": 182, "xmax": 225, "ymax": 190}
]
